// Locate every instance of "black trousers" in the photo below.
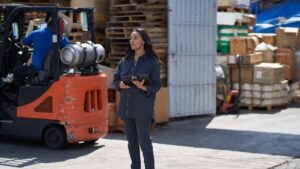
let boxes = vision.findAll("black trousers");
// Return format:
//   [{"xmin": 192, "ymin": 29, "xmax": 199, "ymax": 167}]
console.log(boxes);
[{"xmin": 124, "ymin": 118, "xmax": 155, "ymax": 169}]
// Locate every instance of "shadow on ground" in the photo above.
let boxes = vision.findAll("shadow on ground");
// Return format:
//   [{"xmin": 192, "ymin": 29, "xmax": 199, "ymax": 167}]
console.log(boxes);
[
  {"xmin": 106, "ymin": 102, "xmax": 300, "ymax": 158},
  {"xmin": 2, "ymin": 101, "xmax": 300, "ymax": 168},
  {"xmin": 0, "ymin": 140, "xmax": 103, "ymax": 168}
]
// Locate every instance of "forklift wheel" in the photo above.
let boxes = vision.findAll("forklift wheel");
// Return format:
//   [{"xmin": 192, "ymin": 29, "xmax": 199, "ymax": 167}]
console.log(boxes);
[
  {"xmin": 43, "ymin": 126, "xmax": 66, "ymax": 149},
  {"xmin": 85, "ymin": 139, "xmax": 98, "ymax": 145}
]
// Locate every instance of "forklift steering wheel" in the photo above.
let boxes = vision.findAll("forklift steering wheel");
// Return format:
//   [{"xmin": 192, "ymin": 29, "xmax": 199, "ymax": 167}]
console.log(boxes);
[
  {"xmin": 14, "ymin": 42, "xmax": 31, "ymax": 52},
  {"xmin": 14, "ymin": 41, "xmax": 23, "ymax": 50}
]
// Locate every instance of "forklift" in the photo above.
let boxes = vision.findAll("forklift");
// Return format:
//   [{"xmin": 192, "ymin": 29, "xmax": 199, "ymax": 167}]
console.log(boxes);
[
  {"xmin": 0, "ymin": 4, "xmax": 108, "ymax": 149},
  {"xmin": 216, "ymin": 55, "xmax": 242, "ymax": 114}
]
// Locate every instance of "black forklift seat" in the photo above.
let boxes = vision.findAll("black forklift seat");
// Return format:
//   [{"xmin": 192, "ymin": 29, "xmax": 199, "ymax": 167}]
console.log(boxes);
[
  {"xmin": 31, "ymin": 49, "xmax": 52, "ymax": 85},
  {"xmin": 18, "ymin": 50, "xmax": 53, "ymax": 105}
]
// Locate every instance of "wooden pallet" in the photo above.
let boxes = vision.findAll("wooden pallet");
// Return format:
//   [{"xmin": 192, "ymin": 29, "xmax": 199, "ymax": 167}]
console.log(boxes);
[
  {"xmin": 111, "ymin": 10, "xmax": 145, "ymax": 16},
  {"xmin": 235, "ymin": 20, "xmax": 251, "ymax": 26},
  {"xmin": 107, "ymin": 27, "xmax": 167, "ymax": 39},
  {"xmin": 241, "ymin": 103, "xmax": 288, "ymax": 111},
  {"xmin": 111, "ymin": 0, "xmax": 134, "ymax": 6},
  {"xmin": 107, "ymin": 0, "xmax": 168, "ymax": 81},
  {"xmin": 107, "ymin": 20, "xmax": 166, "ymax": 28},
  {"xmin": 111, "ymin": 0, "xmax": 167, "ymax": 6},
  {"xmin": 68, "ymin": 32, "xmax": 84, "ymax": 43},
  {"xmin": 151, "ymin": 37, "xmax": 168, "ymax": 43},
  {"xmin": 154, "ymin": 47, "xmax": 167, "ymax": 54},
  {"xmin": 108, "ymin": 28, "xmax": 167, "ymax": 40},
  {"xmin": 111, "ymin": 14, "xmax": 166, "ymax": 23},
  {"xmin": 112, "ymin": 15, "xmax": 147, "ymax": 22},
  {"xmin": 218, "ymin": 6, "xmax": 250, "ymax": 13},
  {"xmin": 107, "ymin": 53, "xmax": 124, "ymax": 65},
  {"xmin": 147, "ymin": 0, "xmax": 167, "ymax": 5},
  {"xmin": 107, "ymin": 21, "xmax": 141, "ymax": 28},
  {"xmin": 137, "ymin": 3, "xmax": 168, "ymax": 11},
  {"xmin": 110, "ymin": 45, "xmax": 127, "ymax": 56},
  {"xmin": 24, "ymin": 12, "xmax": 47, "ymax": 21},
  {"xmin": 111, "ymin": 4, "xmax": 140, "ymax": 12}
]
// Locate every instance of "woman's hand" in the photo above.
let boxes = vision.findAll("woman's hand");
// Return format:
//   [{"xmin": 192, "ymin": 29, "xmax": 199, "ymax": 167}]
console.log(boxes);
[
  {"xmin": 132, "ymin": 80, "xmax": 147, "ymax": 91},
  {"xmin": 119, "ymin": 81, "xmax": 130, "ymax": 89}
]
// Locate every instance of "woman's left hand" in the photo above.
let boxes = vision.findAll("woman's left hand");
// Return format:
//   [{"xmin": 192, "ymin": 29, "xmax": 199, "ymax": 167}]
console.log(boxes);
[{"xmin": 132, "ymin": 80, "xmax": 147, "ymax": 91}]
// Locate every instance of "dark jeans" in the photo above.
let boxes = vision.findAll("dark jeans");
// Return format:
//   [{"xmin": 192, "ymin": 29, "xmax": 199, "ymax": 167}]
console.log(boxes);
[{"xmin": 124, "ymin": 118, "xmax": 155, "ymax": 169}]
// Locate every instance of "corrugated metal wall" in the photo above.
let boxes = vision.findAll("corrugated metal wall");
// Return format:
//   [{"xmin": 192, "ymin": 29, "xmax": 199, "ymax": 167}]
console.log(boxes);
[{"xmin": 168, "ymin": 0, "xmax": 216, "ymax": 117}]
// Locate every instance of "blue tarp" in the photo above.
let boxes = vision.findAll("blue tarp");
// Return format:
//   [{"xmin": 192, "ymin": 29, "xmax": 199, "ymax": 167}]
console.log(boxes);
[{"xmin": 253, "ymin": 0, "xmax": 300, "ymax": 33}]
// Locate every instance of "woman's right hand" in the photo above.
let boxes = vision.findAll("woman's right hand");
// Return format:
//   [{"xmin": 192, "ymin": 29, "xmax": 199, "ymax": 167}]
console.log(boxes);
[{"xmin": 119, "ymin": 81, "xmax": 130, "ymax": 89}]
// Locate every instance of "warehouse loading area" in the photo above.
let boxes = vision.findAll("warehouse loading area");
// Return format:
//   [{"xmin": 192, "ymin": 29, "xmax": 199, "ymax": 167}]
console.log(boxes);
[
  {"xmin": 1, "ymin": 106, "xmax": 300, "ymax": 169},
  {"xmin": 0, "ymin": 0, "xmax": 300, "ymax": 168}
]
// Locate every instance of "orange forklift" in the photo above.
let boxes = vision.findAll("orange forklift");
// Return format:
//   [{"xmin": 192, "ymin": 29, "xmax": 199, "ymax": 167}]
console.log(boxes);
[{"xmin": 0, "ymin": 5, "xmax": 108, "ymax": 149}]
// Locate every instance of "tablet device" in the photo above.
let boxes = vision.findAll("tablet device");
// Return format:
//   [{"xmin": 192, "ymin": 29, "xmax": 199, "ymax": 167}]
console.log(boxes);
[{"xmin": 121, "ymin": 74, "xmax": 151, "ymax": 86}]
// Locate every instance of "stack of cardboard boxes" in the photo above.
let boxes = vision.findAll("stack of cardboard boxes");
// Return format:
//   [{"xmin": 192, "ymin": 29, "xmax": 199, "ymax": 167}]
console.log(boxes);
[{"xmin": 228, "ymin": 27, "xmax": 300, "ymax": 109}]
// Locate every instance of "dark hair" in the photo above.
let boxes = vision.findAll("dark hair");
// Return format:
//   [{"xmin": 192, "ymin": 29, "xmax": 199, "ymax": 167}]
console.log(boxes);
[{"xmin": 126, "ymin": 28, "xmax": 159, "ymax": 61}]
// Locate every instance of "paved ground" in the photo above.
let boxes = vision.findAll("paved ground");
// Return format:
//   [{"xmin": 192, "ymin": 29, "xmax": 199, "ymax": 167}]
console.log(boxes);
[{"xmin": 1, "ymin": 102, "xmax": 300, "ymax": 169}]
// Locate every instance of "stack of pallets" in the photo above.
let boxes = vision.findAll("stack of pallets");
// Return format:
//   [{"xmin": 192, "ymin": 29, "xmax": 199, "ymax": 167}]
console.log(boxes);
[
  {"xmin": 1, "ymin": 0, "xmax": 70, "ymax": 6},
  {"xmin": 106, "ymin": 0, "xmax": 168, "ymax": 86},
  {"xmin": 69, "ymin": 0, "xmax": 108, "ymax": 45},
  {"xmin": 217, "ymin": 4, "xmax": 254, "ymax": 26}
]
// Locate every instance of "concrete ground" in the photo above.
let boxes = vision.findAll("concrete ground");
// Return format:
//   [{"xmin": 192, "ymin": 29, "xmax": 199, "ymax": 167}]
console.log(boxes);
[{"xmin": 1, "ymin": 102, "xmax": 300, "ymax": 169}]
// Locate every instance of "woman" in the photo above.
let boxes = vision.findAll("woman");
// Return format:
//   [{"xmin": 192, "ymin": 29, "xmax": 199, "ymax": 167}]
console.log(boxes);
[{"xmin": 113, "ymin": 28, "xmax": 161, "ymax": 169}]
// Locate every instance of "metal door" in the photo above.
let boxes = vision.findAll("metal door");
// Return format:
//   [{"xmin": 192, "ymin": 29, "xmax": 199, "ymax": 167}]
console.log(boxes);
[{"xmin": 168, "ymin": 0, "xmax": 216, "ymax": 117}]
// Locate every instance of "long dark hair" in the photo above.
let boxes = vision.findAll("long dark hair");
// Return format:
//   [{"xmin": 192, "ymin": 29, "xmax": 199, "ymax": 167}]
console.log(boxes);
[{"xmin": 126, "ymin": 28, "xmax": 159, "ymax": 61}]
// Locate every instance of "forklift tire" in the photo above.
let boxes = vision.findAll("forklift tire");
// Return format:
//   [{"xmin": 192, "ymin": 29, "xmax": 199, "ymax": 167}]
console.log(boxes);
[
  {"xmin": 43, "ymin": 126, "xmax": 66, "ymax": 149},
  {"xmin": 85, "ymin": 139, "xmax": 98, "ymax": 145}
]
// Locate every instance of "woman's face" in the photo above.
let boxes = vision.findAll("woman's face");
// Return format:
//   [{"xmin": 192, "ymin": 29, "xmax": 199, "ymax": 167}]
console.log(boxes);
[{"xmin": 130, "ymin": 31, "xmax": 144, "ymax": 51}]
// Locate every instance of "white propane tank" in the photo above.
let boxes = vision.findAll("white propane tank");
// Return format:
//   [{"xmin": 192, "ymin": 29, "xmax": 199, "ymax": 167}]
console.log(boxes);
[{"xmin": 60, "ymin": 42, "xmax": 105, "ymax": 67}]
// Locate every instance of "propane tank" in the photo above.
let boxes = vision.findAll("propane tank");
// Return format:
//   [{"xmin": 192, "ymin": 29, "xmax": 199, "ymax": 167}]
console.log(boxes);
[{"xmin": 60, "ymin": 41, "xmax": 105, "ymax": 67}]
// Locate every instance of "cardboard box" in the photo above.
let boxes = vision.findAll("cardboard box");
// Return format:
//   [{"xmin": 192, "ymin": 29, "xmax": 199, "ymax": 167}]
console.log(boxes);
[
  {"xmin": 276, "ymin": 27, "xmax": 298, "ymax": 48},
  {"xmin": 277, "ymin": 48, "xmax": 295, "ymax": 57},
  {"xmin": 283, "ymin": 64, "xmax": 297, "ymax": 81},
  {"xmin": 262, "ymin": 50, "xmax": 275, "ymax": 63},
  {"xmin": 247, "ymin": 37, "xmax": 259, "ymax": 53},
  {"xmin": 275, "ymin": 48, "xmax": 296, "ymax": 65},
  {"xmin": 230, "ymin": 65, "xmax": 253, "ymax": 83},
  {"xmin": 154, "ymin": 87, "xmax": 169, "ymax": 123},
  {"xmin": 296, "ymin": 29, "xmax": 300, "ymax": 50},
  {"xmin": 262, "ymin": 34, "xmax": 277, "ymax": 46},
  {"xmin": 227, "ymin": 52, "xmax": 262, "ymax": 65},
  {"xmin": 230, "ymin": 37, "xmax": 247, "ymax": 55},
  {"xmin": 249, "ymin": 33, "xmax": 264, "ymax": 43},
  {"xmin": 255, "ymin": 42, "xmax": 277, "ymax": 62},
  {"xmin": 242, "ymin": 52, "xmax": 263, "ymax": 65},
  {"xmin": 253, "ymin": 63, "xmax": 284, "ymax": 84},
  {"xmin": 230, "ymin": 37, "xmax": 259, "ymax": 55}
]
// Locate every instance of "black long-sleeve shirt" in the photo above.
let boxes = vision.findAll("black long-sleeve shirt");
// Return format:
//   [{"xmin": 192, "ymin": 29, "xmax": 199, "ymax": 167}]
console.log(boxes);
[{"xmin": 113, "ymin": 53, "xmax": 161, "ymax": 121}]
